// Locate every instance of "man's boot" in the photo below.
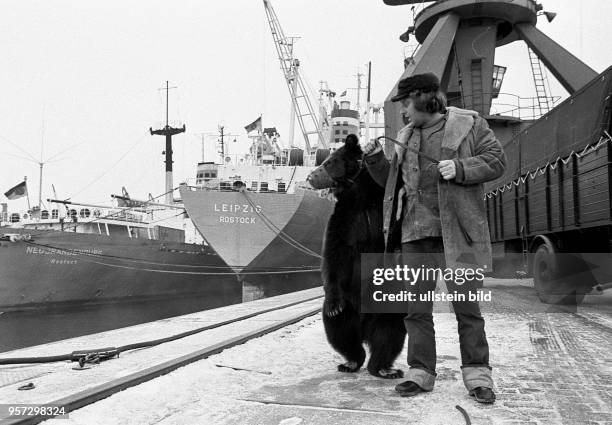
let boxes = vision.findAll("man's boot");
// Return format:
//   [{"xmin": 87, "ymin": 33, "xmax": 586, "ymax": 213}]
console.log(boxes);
[{"xmin": 469, "ymin": 387, "xmax": 496, "ymax": 404}]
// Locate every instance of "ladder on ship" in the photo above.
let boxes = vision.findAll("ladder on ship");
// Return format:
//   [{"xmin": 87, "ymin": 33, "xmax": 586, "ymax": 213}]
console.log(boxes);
[
  {"xmin": 470, "ymin": 59, "xmax": 484, "ymax": 114},
  {"xmin": 527, "ymin": 47, "xmax": 553, "ymax": 117}
]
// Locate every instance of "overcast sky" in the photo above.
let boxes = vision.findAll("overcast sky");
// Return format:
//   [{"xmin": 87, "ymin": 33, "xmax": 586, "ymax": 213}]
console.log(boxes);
[{"xmin": 1, "ymin": 0, "xmax": 611, "ymax": 208}]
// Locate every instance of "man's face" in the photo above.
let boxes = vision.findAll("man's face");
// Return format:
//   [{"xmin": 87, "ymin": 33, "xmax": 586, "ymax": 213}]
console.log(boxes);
[{"xmin": 400, "ymin": 96, "xmax": 428, "ymax": 127}]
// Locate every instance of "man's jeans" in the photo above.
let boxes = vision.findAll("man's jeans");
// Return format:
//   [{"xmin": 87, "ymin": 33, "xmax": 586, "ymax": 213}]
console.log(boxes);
[{"xmin": 401, "ymin": 237, "xmax": 493, "ymax": 391}]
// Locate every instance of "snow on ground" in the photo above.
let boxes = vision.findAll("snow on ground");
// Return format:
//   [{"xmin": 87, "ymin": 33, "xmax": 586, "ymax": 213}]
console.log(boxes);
[{"xmin": 42, "ymin": 280, "xmax": 612, "ymax": 424}]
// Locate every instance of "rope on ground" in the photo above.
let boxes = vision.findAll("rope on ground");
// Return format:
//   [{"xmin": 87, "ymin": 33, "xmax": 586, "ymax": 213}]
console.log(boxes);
[
  {"xmin": 0, "ymin": 294, "xmax": 324, "ymax": 365},
  {"xmin": 455, "ymin": 405, "xmax": 471, "ymax": 425}
]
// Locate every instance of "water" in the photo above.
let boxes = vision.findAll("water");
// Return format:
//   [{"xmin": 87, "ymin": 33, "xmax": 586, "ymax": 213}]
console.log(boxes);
[{"xmin": 0, "ymin": 294, "xmax": 238, "ymax": 354}]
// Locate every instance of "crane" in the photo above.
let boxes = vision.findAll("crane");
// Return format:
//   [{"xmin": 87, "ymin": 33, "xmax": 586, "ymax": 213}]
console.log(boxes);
[{"xmin": 262, "ymin": 0, "xmax": 328, "ymax": 152}]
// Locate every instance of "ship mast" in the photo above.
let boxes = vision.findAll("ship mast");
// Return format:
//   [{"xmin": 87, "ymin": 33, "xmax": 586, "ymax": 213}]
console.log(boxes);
[
  {"xmin": 149, "ymin": 81, "xmax": 186, "ymax": 205},
  {"xmin": 364, "ymin": 61, "xmax": 372, "ymax": 143},
  {"xmin": 4, "ymin": 113, "xmax": 78, "ymax": 214}
]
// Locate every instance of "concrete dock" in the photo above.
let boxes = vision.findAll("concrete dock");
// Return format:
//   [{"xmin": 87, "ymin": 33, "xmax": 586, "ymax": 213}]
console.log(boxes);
[
  {"xmin": 1, "ymin": 280, "xmax": 612, "ymax": 425},
  {"xmin": 0, "ymin": 288, "xmax": 322, "ymax": 424}
]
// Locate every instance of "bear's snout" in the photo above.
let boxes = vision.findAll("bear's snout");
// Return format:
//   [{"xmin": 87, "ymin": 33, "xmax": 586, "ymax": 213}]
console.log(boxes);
[{"xmin": 307, "ymin": 165, "xmax": 334, "ymax": 189}]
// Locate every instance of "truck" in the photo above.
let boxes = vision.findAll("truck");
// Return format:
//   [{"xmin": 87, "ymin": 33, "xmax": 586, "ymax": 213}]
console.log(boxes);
[{"xmin": 485, "ymin": 67, "xmax": 612, "ymax": 304}]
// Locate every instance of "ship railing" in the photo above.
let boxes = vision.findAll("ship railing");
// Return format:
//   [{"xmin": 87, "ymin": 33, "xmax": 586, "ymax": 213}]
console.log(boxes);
[
  {"xmin": 64, "ymin": 208, "xmax": 149, "ymax": 224},
  {"xmin": 151, "ymin": 120, "xmax": 184, "ymax": 129},
  {"xmin": 104, "ymin": 210, "xmax": 147, "ymax": 223},
  {"xmin": 416, "ymin": 0, "xmax": 539, "ymax": 21},
  {"xmin": 186, "ymin": 178, "xmax": 303, "ymax": 194},
  {"xmin": 304, "ymin": 153, "xmax": 317, "ymax": 167},
  {"xmin": 0, "ymin": 207, "xmax": 151, "ymax": 226},
  {"xmin": 447, "ymin": 92, "xmax": 563, "ymax": 121}
]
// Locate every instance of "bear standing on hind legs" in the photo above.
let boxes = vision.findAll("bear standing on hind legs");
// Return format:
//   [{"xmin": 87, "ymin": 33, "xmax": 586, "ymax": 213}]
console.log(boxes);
[{"xmin": 307, "ymin": 134, "xmax": 407, "ymax": 379}]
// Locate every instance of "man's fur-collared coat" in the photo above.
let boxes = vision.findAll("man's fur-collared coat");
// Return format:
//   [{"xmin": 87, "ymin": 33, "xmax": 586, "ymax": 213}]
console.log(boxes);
[{"xmin": 364, "ymin": 107, "xmax": 507, "ymax": 270}]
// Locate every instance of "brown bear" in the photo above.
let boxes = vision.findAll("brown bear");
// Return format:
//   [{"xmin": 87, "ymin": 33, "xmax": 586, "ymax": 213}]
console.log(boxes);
[{"xmin": 308, "ymin": 134, "xmax": 406, "ymax": 378}]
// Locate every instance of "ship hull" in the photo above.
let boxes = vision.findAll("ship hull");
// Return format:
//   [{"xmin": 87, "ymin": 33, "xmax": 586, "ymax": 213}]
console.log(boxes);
[
  {"xmin": 0, "ymin": 228, "xmax": 242, "ymax": 312},
  {"xmin": 180, "ymin": 187, "xmax": 334, "ymax": 298}
]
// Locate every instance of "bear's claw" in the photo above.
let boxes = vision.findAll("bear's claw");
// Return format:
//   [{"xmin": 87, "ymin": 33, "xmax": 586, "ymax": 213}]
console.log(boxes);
[
  {"xmin": 370, "ymin": 368, "xmax": 404, "ymax": 379},
  {"xmin": 337, "ymin": 361, "xmax": 361, "ymax": 373},
  {"xmin": 323, "ymin": 298, "xmax": 346, "ymax": 317}
]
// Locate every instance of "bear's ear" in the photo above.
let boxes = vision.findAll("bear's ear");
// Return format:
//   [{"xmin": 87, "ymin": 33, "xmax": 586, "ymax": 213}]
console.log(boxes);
[{"xmin": 344, "ymin": 134, "xmax": 359, "ymax": 150}]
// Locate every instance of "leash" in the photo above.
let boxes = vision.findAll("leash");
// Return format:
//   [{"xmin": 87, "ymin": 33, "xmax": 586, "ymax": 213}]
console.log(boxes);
[
  {"xmin": 374, "ymin": 136, "xmax": 473, "ymax": 246},
  {"xmin": 375, "ymin": 135, "xmax": 440, "ymax": 165}
]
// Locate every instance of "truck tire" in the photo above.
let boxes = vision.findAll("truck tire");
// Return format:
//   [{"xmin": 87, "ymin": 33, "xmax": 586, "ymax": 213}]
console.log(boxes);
[{"xmin": 533, "ymin": 242, "xmax": 585, "ymax": 305}]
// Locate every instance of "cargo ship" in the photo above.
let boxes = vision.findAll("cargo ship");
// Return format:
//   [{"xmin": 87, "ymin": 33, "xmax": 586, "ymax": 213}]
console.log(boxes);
[
  {"xmin": 180, "ymin": 146, "xmax": 334, "ymax": 299},
  {"xmin": 0, "ymin": 196, "xmax": 242, "ymax": 312},
  {"xmin": 178, "ymin": 0, "xmax": 380, "ymax": 298},
  {"xmin": 0, "ymin": 80, "xmax": 244, "ymax": 312},
  {"xmin": 179, "ymin": 91, "xmax": 379, "ymax": 298},
  {"xmin": 181, "ymin": 116, "xmax": 330, "ymax": 293}
]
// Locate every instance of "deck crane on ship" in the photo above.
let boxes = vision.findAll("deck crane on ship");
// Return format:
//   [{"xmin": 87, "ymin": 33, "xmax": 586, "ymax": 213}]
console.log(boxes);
[
  {"xmin": 263, "ymin": 0, "xmax": 330, "ymax": 161},
  {"xmin": 180, "ymin": 0, "xmax": 339, "ymax": 301}
]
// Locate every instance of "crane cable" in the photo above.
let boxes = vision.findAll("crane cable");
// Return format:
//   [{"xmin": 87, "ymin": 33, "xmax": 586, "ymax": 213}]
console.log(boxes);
[
  {"xmin": 240, "ymin": 189, "xmax": 323, "ymax": 259},
  {"xmin": 20, "ymin": 240, "xmax": 320, "ymax": 274}
]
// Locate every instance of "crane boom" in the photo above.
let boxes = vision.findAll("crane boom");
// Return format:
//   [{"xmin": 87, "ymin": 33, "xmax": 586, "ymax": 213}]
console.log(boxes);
[{"xmin": 262, "ymin": 0, "xmax": 328, "ymax": 151}]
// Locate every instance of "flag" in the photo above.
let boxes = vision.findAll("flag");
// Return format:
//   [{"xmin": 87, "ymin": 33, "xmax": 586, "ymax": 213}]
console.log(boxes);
[
  {"xmin": 244, "ymin": 116, "xmax": 262, "ymax": 133},
  {"xmin": 340, "ymin": 90, "xmax": 347, "ymax": 97},
  {"xmin": 4, "ymin": 181, "xmax": 27, "ymax": 200}
]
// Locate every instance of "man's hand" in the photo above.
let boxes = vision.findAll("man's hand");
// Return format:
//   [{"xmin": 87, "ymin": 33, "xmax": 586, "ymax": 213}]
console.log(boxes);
[
  {"xmin": 438, "ymin": 160, "xmax": 456, "ymax": 180},
  {"xmin": 363, "ymin": 140, "xmax": 382, "ymax": 156}
]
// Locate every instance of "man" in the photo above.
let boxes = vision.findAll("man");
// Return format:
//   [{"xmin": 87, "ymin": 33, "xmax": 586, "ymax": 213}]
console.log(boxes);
[{"xmin": 363, "ymin": 73, "xmax": 506, "ymax": 404}]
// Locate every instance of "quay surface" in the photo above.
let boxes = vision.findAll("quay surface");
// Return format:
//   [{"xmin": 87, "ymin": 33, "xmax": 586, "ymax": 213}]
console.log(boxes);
[
  {"xmin": 0, "ymin": 288, "xmax": 322, "ymax": 424},
  {"xmin": 1, "ymin": 281, "xmax": 612, "ymax": 424}
]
